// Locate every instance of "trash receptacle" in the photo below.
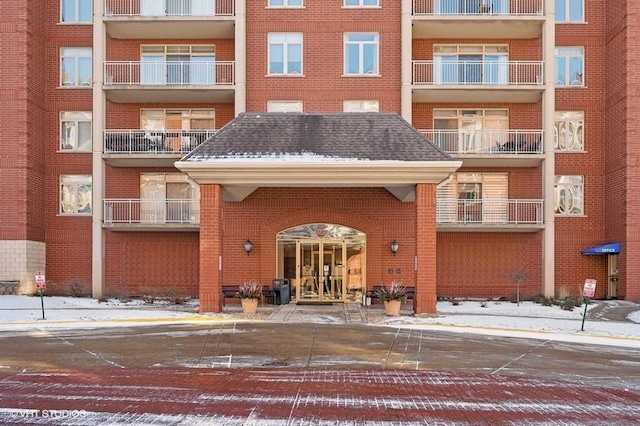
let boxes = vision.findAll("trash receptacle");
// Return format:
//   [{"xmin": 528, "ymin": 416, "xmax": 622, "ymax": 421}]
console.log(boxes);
[{"xmin": 273, "ymin": 279, "xmax": 291, "ymax": 305}]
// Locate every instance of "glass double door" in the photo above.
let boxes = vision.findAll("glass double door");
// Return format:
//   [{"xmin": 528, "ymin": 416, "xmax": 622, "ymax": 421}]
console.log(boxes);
[{"xmin": 297, "ymin": 240, "xmax": 345, "ymax": 302}]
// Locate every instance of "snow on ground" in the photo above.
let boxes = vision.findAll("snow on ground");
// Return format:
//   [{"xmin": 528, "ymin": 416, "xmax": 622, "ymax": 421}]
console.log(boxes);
[{"xmin": 0, "ymin": 295, "xmax": 638, "ymax": 347}]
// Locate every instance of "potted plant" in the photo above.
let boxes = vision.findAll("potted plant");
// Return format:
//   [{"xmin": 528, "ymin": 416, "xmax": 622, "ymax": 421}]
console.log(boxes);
[
  {"xmin": 375, "ymin": 280, "xmax": 407, "ymax": 316},
  {"xmin": 236, "ymin": 280, "xmax": 263, "ymax": 314}
]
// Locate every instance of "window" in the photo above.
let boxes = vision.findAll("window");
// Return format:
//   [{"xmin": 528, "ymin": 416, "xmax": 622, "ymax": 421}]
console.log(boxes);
[
  {"xmin": 268, "ymin": 34, "xmax": 303, "ymax": 75},
  {"xmin": 268, "ymin": 0, "xmax": 303, "ymax": 7},
  {"xmin": 433, "ymin": 109, "xmax": 508, "ymax": 153},
  {"xmin": 60, "ymin": 175, "xmax": 92, "ymax": 215},
  {"xmin": 556, "ymin": 0, "xmax": 583, "ymax": 22},
  {"xmin": 141, "ymin": 45, "xmax": 215, "ymax": 85},
  {"xmin": 433, "ymin": 44, "xmax": 508, "ymax": 85},
  {"xmin": 140, "ymin": 109, "xmax": 215, "ymax": 151},
  {"xmin": 267, "ymin": 101, "xmax": 303, "ymax": 112},
  {"xmin": 554, "ymin": 111, "xmax": 584, "ymax": 151},
  {"xmin": 554, "ymin": 175, "xmax": 584, "ymax": 216},
  {"xmin": 140, "ymin": 0, "xmax": 214, "ymax": 16},
  {"xmin": 343, "ymin": 100, "xmax": 379, "ymax": 112},
  {"xmin": 437, "ymin": 173, "xmax": 508, "ymax": 223},
  {"xmin": 60, "ymin": 112, "xmax": 92, "ymax": 151},
  {"xmin": 344, "ymin": 0, "xmax": 379, "ymax": 6},
  {"xmin": 555, "ymin": 47, "xmax": 584, "ymax": 86},
  {"xmin": 60, "ymin": 47, "xmax": 92, "ymax": 87},
  {"xmin": 434, "ymin": 0, "xmax": 508, "ymax": 14},
  {"xmin": 61, "ymin": 0, "xmax": 92, "ymax": 23},
  {"xmin": 344, "ymin": 33, "xmax": 379, "ymax": 75},
  {"xmin": 140, "ymin": 173, "xmax": 200, "ymax": 223}
]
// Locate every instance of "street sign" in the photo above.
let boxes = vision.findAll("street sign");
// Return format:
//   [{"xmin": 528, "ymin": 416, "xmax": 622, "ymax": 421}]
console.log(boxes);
[
  {"xmin": 583, "ymin": 279, "xmax": 596, "ymax": 298},
  {"xmin": 35, "ymin": 271, "xmax": 46, "ymax": 289}
]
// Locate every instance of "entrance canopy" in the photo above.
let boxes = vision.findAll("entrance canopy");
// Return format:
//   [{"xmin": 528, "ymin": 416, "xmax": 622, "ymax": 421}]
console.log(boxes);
[
  {"xmin": 581, "ymin": 242, "xmax": 621, "ymax": 255},
  {"xmin": 175, "ymin": 113, "xmax": 462, "ymax": 202}
]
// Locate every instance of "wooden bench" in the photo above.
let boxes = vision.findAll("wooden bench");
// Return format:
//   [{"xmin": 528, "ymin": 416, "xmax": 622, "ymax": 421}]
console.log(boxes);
[
  {"xmin": 221, "ymin": 285, "xmax": 275, "ymax": 306},
  {"xmin": 366, "ymin": 285, "xmax": 416, "ymax": 305}
]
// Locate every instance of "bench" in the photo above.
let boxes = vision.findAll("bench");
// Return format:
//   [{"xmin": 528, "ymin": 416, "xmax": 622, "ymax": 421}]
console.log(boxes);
[
  {"xmin": 366, "ymin": 285, "xmax": 416, "ymax": 305},
  {"xmin": 221, "ymin": 285, "xmax": 275, "ymax": 307}
]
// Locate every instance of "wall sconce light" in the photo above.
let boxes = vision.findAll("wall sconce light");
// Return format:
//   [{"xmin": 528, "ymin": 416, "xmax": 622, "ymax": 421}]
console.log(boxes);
[
  {"xmin": 390, "ymin": 240, "xmax": 399, "ymax": 256},
  {"xmin": 243, "ymin": 239, "xmax": 254, "ymax": 255}
]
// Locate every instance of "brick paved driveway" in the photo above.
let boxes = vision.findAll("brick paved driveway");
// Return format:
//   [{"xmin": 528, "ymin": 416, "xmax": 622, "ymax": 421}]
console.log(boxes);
[{"xmin": 1, "ymin": 367, "xmax": 639, "ymax": 425}]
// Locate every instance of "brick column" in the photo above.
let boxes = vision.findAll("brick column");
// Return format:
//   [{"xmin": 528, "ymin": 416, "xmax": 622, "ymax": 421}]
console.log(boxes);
[
  {"xmin": 199, "ymin": 184, "xmax": 223, "ymax": 312},
  {"xmin": 414, "ymin": 183, "xmax": 437, "ymax": 315}
]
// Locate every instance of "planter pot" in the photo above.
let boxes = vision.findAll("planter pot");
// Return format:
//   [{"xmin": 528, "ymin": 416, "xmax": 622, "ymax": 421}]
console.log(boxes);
[
  {"xmin": 384, "ymin": 300, "xmax": 402, "ymax": 316},
  {"xmin": 241, "ymin": 298, "xmax": 259, "ymax": 314}
]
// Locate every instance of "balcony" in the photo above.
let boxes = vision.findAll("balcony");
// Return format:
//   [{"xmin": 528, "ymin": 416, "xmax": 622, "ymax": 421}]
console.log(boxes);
[
  {"xmin": 104, "ymin": 199, "xmax": 200, "ymax": 232},
  {"xmin": 412, "ymin": 60, "xmax": 544, "ymax": 103},
  {"xmin": 412, "ymin": 0, "xmax": 545, "ymax": 39},
  {"xmin": 437, "ymin": 199, "xmax": 544, "ymax": 232},
  {"xmin": 103, "ymin": 61, "xmax": 235, "ymax": 103},
  {"xmin": 421, "ymin": 129, "xmax": 544, "ymax": 167},
  {"xmin": 104, "ymin": 0, "xmax": 235, "ymax": 39},
  {"xmin": 103, "ymin": 129, "xmax": 216, "ymax": 167}
]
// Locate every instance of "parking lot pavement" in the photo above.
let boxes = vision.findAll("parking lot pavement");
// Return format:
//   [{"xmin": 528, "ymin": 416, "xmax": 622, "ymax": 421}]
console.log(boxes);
[{"xmin": 1, "ymin": 367, "xmax": 639, "ymax": 425}]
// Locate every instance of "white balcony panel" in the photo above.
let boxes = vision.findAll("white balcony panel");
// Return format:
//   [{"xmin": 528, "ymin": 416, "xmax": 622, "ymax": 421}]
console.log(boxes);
[
  {"xmin": 437, "ymin": 198, "xmax": 544, "ymax": 232},
  {"xmin": 104, "ymin": 0, "xmax": 235, "ymax": 39},
  {"xmin": 103, "ymin": 129, "xmax": 216, "ymax": 167},
  {"xmin": 412, "ymin": 60, "xmax": 544, "ymax": 103},
  {"xmin": 421, "ymin": 129, "xmax": 544, "ymax": 167},
  {"xmin": 104, "ymin": 199, "xmax": 200, "ymax": 231},
  {"xmin": 412, "ymin": 0, "xmax": 545, "ymax": 39},
  {"xmin": 103, "ymin": 61, "xmax": 235, "ymax": 103}
]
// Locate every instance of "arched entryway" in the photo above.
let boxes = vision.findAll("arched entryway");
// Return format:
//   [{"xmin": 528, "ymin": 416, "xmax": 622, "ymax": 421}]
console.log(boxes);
[{"xmin": 277, "ymin": 224, "xmax": 366, "ymax": 303}]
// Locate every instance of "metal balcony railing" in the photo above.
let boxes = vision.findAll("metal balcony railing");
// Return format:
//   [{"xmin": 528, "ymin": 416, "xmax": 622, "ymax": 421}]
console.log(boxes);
[
  {"xmin": 104, "ymin": 199, "xmax": 200, "ymax": 224},
  {"xmin": 104, "ymin": 129, "xmax": 216, "ymax": 154},
  {"xmin": 104, "ymin": 61, "xmax": 234, "ymax": 86},
  {"xmin": 105, "ymin": 0, "xmax": 234, "ymax": 16},
  {"xmin": 421, "ymin": 129, "xmax": 543, "ymax": 154},
  {"xmin": 412, "ymin": 60, "xmax": 543, "ymax": 86},
  {"xmin": 436, "ymin": 199, "xmax": 544, "ymax": 224},
  {"xmin": 413, "ymin": 0, "xmax": 543, "ymax": 16}
]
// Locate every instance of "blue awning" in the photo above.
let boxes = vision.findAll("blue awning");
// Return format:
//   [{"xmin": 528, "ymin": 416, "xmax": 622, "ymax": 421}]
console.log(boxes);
[{"xmin": 581, "ymin": 242, "xmax": 621, "ymax": 255}]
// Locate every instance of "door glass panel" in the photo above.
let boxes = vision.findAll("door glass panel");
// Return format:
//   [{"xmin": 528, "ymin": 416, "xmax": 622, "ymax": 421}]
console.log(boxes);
[{"xmin": 299, "ymin": 242, "xmax": 320, "ymax": 301}]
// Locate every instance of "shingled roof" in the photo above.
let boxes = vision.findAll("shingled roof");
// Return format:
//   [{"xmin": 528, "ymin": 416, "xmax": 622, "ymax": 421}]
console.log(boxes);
[{"xmin": 182, "ymin": 112, "xmax": 452, "ymax": 163}]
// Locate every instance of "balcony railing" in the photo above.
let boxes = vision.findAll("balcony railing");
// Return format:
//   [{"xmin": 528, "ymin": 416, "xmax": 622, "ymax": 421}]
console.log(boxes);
[
  {"xmin": 437, "ymin": 199, "xmax": 543, "ymax": 224},
  {"xmin": 421, "ymin": 130, "xmax": 543, "ymax": 154},
  {"xmin": 413, "ymin": 0, "xmax": 543, "ymax": 15},
  {"xmin": 104, "ymin": 199, "xmax": 200, "ymax": 224},
  {"xmin": 104, "ymin": 61, "xmax": 234, "ymax": 86},
  {"xmin": 105, "ymin": 0, "xmax": 234, "ymax": 16},
  {"xmin": 413, "ymin": 60, "xmax": 543, "ymax": 86},
  {"xmin": 104, "ymin": 129, "xmax": 216, "ymax": 154}
]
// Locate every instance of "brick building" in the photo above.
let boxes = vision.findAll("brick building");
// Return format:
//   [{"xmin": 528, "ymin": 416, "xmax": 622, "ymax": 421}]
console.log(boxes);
[{"xmin": 1, "ymin": 0, "xmax": 638, "ymax": 313}]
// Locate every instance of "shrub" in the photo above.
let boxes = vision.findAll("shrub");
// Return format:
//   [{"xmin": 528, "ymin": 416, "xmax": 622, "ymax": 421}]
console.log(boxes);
[{"xmin": 66, "ymin": 279, "xmax": 85, "ymax": 297}]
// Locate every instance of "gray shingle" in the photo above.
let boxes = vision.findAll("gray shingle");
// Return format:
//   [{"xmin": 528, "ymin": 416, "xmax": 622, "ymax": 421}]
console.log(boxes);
[{"xmin": 182, "ymin": 113, "xmax": 453, "ymax": 162}]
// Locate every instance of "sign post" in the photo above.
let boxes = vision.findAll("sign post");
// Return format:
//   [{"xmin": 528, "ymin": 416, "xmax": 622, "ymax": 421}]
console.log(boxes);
[
  {"xmin": 35, "ymin": 271, "xmax": 46, "ymax": 320},
  {"xmin": 581, "ymin": 279, "xmax": 597, "ymax": 331}
]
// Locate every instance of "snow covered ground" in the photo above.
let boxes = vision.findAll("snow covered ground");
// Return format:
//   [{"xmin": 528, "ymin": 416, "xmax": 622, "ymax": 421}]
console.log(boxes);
[{"xmin": 0, "ymin": 295, "xmax": 638, "ymax": 347}]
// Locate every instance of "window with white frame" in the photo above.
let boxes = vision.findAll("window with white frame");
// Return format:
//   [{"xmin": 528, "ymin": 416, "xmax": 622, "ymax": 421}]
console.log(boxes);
[
  {"xmin": 60, "ymin": 112, "xmax": 92, "ymax": 151},
  {"xmin": 436, "ymin": 173, "xmax": 508, "ymax": 223},
  {"xmin": 343, "ymin": 100, "xmax": 379, "ymax": 112},
  {"xmin": 61, "ymin": 0, "xmax": 92, "ymax": 23},
  {"xmin": 344, "ymin": 0, "xmax": 379, "ymax": 7},
  {"xmin": 60, "ymin": 47, "xmax": 92, "ymax": 87},
  {"xmin": 555, "ymin": 47, "xmax": 584, "ymax": 86},
  {"xmin": 140, "ymin": 173, "xmax": 200, "ymax": 223},
  {"xmin": 268, "ymin": 33, "xmax": 303, "ymax": 75},
  {"xmin": 267, "ymin": 101, "xmax": 303, "ymax": 112},
  {"xmin": 554, "ymin": 175, "xmax": 584, "ymax": 215},
  {"xmin": 60, "ymin": 175, "xmax": 92, "ymax": 215},
  {"xmin": 140, "ymin": 45, "xmax": 216, "ymax": 85},
  {"xmin": 344, "ymin": 33, "xmax": 379, "ymax": 75},
  {"xmin": 140, "ymin": 0, "xmax": 214, "ymax": 15},
  {"xmin": 139, "ymin": 109, "xmax": 215, "ymax": 151},
  {"xmin": 555, "ymin": 0, "xmax": 583, "ymax": 23},
  {"xmin": 433, "ymin": 109, "xmax": 508, "ymax": 153},
  {"xmin": 554, "ymin": 111, "xmax": 584, "ymax": 151},
  {"xmin": 433, "ymin": 44, "xmax": 509, "ymax": 85},
  {"xmin": 268, "ymin": 0, "xmax": 303, "ymax": 7}
]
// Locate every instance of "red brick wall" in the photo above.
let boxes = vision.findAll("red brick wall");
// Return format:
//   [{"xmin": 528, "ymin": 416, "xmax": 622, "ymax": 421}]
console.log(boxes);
[
  {"xmin": 105, "ymin": 232, "xmax": 199, "ymax": 297},
  {"xmin": 245, "ymin": 2, "xmax": 401, "ymax": 112}
]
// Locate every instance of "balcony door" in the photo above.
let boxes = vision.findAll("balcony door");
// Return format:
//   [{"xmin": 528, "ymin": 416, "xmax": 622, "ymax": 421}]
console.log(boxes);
[
  {"xmin": 433, "ymin": 109, "xmax": 508, "ymax": 154},
  {"xmin": 140, "ymin": 173, "xmax": 199, "ymax": 224}
]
